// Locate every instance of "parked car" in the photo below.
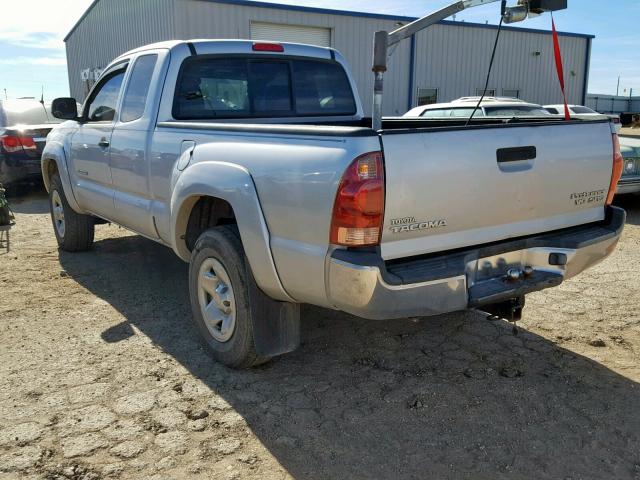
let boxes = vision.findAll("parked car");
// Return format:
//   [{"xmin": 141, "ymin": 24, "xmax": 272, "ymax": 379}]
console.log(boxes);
[
  {"xmin": 617, "ymin": 136, "xmax": 640, "ymax": 194},
  {"xmin": 404, "ymin": 97, "xmax": 552, "ymax": 118},
  {"xmin": 0, "ymin": 98, "xmax": 62, "ymax": 186},
  {"xmin": 544, "ymin": 104, "xmax": 622, "ymax": 133},
  {"xmin": 43, "ymin": 40, "xmax": 624, "ymax": 368}
]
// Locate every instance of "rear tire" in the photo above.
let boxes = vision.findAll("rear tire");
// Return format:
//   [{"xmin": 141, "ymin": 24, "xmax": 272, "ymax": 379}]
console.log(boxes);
[
  {"xmin": 189, "ymin": 225, "xmax": 269, "ymax": 368},
  {"xmin": 49, "ymin": 172, "xmax": 94, "ymax": 251}
]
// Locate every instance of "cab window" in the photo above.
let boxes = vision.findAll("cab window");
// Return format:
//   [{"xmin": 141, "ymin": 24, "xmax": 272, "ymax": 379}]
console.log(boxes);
[{"xmin": 121, "ymin": 54, "xmax": 158, "ymax": 122}]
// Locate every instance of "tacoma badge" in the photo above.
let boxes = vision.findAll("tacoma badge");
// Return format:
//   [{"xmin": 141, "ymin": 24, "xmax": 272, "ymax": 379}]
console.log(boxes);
[{"xmin": 390, "ymin": 219, "xmax": 447, "ymax": 234}]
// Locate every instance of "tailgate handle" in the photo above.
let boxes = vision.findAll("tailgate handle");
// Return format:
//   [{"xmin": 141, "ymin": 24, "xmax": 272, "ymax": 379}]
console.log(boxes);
[{"xmin": 497, "ymin": 146, "xmax": 536, "ymax": 163}]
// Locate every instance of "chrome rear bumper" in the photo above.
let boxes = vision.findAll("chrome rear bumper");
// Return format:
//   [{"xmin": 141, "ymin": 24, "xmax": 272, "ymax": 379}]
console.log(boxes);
[
  {"xmin": 326, "ymin": 207, "xmax": 625, "ymax": 320},
  {"xmin": 617, "ymin": 176, "xmax": 640, "ymax": 195}
]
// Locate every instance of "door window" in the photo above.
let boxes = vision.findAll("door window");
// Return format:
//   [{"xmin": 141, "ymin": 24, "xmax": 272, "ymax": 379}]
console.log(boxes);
[
  {"xmin": 121, "ymin": 54, "xmax": 158, "ymax": 122},
  {"xmin": 85, "ymin": 70, "xmax": 126, "ymax": 122}
]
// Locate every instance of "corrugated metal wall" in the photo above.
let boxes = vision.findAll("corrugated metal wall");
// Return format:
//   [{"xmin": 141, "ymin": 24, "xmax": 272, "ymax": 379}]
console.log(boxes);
[
  {"xmin": 65, "ymin": 0, "xmax": 589, "ymax": 115},
  {"xmin": 412, "ymin": 23, "xmax": 588, "ymax": 106},
  {"xmin": 66, "ymin": 0, "xmax": 176, "ymax": 100},
  {"xmin": 587, "ymin": 94, "xmax": 640, "ymax": 114}
]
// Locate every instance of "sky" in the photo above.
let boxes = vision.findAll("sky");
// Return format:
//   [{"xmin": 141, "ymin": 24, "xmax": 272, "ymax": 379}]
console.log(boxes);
[{"xmin": 0, "ymin": 0, "xmax": 638, "ymax": 101}]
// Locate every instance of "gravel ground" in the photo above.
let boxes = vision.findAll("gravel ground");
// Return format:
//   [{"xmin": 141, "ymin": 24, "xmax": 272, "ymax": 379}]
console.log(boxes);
[{"xmin": 1, "ymin": 189, "xmax": 640, "ymax": 480}]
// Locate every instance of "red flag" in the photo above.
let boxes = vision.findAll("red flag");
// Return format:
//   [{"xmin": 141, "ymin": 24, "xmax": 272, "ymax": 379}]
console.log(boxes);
[{"xmin": 551, "ymin": 16, "xmax": 571, "ymax": 121}]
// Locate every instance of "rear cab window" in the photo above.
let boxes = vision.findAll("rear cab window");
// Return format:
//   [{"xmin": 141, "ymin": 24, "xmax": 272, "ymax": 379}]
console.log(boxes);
[{"xmin": 173, "ymin": 55, "xmax": 357, "ymax": 119}]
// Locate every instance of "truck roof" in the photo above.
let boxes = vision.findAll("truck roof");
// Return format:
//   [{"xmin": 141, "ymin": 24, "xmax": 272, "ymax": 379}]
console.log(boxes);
[{"xmin": 116, "ymin": 39, "xmax": 336, "ymax": 62}]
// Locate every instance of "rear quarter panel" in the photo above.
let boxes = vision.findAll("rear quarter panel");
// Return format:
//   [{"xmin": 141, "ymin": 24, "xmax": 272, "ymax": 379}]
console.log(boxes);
[{"xmin": 150, "ymin": 127, "xmax": 380, "ymax": 306}]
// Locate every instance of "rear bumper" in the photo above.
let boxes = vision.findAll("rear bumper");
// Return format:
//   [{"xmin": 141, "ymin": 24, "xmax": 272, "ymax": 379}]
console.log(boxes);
[
  {"xmin": 326, "ymin": 207, "xmax": 625, "ymax": 320},
  {"xmin": 617, "ymin": 176, "xmax": 640, "ymax": 195},
  {"xmin": 0, "ymin": 155, "xmax": 42, "ymax": 185}
]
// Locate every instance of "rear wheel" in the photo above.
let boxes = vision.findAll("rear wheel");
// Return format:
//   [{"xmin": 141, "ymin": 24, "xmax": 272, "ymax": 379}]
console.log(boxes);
[
  {"xmin": 189, "ymin": 226, "xmax": 269, "ymax": 368},
  {"xmin": 49, "ymin": 173, "xmax": 94, "ymax": 251}
]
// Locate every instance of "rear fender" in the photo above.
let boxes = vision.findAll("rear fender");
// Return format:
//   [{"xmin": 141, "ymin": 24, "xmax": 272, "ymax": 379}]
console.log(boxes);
[{"xmin": 170, "ymin": 161, "xmax": 294, "ymax": 303}]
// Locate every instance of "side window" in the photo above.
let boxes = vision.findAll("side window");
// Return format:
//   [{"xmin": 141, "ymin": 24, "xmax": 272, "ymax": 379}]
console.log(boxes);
[
  {"xmin": 421, "ymin": 109, "xmax": 449, "ymax": 118},
  {"xmin": 121, "ymin": 54, "xmax": 158, "ymax": 122},
  {"xmin": 449, "ymin": 108, "xmax": 480, "ymax": 118},
  {"xmin": 86, "ymin": 70, "xmax": 126, "ymax": 122}
]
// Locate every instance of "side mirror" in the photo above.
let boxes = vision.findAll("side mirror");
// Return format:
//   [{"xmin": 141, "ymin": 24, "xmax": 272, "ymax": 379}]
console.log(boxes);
[{"xmin": 51, "ymin": 97, "xmax": 79, "ymax": 120}]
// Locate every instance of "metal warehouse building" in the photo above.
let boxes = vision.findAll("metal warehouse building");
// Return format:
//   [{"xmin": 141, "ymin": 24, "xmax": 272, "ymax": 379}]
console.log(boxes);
[{"xmin": 64, "ymin": 0, "xmax": 594, "ymax": 115}]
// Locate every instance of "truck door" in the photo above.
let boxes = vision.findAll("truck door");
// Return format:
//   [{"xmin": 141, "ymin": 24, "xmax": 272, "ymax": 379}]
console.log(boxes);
[
  {"xmin": 108, "ymin": 51, "xmax": 164, "ymax": 238},
  {"xmin": 69, "ymin": 63, "xmax": 127, "ymax": 218}
]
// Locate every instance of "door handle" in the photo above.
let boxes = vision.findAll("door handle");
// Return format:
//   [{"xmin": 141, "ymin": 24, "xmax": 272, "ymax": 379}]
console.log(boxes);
[
  {"xmin": 98, "ymin": 139, "xmax": 110, "ymax": 148},
  {"xmin": 497, "ymin": 146, "xmax": 536, "ymax": 163}
]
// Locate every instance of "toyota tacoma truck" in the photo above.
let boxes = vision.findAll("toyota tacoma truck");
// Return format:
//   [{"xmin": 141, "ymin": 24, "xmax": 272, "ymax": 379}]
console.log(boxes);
[{"xmin": 43, "ymin": 38, "xmax": 625, "ymax": 367}]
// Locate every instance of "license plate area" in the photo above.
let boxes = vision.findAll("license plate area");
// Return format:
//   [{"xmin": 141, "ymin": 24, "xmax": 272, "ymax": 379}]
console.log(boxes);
[{"xmin": 466, "ymin": 250, "xmax": 564, "ymax": 308}]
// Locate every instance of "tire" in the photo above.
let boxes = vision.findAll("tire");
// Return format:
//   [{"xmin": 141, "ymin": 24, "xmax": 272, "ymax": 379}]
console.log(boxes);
[
  {"xmin": 49, "ymin": 172, "xmax": 94, "ymax": 251},
  {"xmin": 189, "ymin": 225, "xmax": 269, "ymax": 368}
]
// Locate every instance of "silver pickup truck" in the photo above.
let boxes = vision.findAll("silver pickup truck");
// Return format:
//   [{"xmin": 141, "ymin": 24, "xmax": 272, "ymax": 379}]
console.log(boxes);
[{"xmin": 43, "ymin": 39, "xmax": 625, "ymax": 367}]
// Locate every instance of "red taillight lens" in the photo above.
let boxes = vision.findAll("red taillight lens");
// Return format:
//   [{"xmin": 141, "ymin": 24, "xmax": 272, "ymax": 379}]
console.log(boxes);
[
  {"xmin": 252, "ymin": 42, "xmax": 284, "ymax": 52},
  {"xmin": 607, "ymin": 133, "xmax": 624, "ymax": 205},
  {"xmin": 0, "ymin": 135, "xmax": 36, "ymax": 153},
  {"xmin": 0, "ymin": 135, "xmax": 22, "ymax": 153},
  {"xmin": 19, "ymin": 137, "xmax": 36, "ymax": 150},
  {"xmin": 330, "ymin": 151, "xmax": 384, "ymax": 247}
]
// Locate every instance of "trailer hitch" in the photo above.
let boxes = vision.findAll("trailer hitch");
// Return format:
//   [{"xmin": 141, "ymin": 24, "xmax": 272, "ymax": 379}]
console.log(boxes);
[{"xmin": 483, "ymin": 295, "xmax": 525, "ymax": 335}]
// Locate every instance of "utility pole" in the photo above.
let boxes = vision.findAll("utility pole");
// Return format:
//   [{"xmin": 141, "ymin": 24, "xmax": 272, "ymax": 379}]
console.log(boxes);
[{"xmin": 616, "ymin": 76, "xmax": 620, "ymax": 96}]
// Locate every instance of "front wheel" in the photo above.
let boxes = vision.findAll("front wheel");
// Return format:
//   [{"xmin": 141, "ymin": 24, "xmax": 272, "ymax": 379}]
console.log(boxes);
[
  {"xmin": 49, "ymin": 173, "xmax": 94, "ymax": 251},
  {"xmin": 188, "ymin": 226, "xmax": 269, "ymax": 368}
]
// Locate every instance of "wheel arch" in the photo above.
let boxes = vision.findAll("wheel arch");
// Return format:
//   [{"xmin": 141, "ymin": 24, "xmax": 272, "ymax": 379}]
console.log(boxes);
[
  {"xmin": 170, "ymin": 161, "xmax": 294, "ymax": 303},
  {"xmin": 41, "ymin": 140, "xmax": 83, "ymax": 213}
]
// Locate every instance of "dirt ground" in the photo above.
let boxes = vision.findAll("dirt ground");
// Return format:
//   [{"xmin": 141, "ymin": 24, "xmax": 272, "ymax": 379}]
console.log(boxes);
[{"xmin": 1, "ymin": 188, "xmax": 640, "ymax": 480}]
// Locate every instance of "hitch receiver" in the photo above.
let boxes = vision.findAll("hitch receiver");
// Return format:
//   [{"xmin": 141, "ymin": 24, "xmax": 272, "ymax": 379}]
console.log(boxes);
[{"xmin": 481, "ymin": 295, "xmax": 525, "ymax": 321}]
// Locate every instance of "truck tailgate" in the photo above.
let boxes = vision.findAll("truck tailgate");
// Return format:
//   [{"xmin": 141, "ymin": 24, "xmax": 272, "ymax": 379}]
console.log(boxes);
[{"xmin": 380, "ymin": 121, "xmax": 614, "ymax": 260}]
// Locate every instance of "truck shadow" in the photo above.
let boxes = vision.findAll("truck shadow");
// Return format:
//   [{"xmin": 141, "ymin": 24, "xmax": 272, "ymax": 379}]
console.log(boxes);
[
  {"xmin": 614, "ymin": 194, "xmax": 640, "ymax": 226},
  {"xmin": 58, "ymin": 235, "xmax": 640, "ymax": 480}
]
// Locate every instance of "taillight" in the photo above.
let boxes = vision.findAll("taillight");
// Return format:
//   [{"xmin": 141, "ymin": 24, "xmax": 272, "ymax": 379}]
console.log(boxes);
[
  {"xmin": 606, "ymin": 133, "xmax": 624, "ymax": 205},
  {"xmin": 252, "ymin": 42, "xmax": 284, "ymax": 52},
  {"xmin": 0, "ymin": 135, "xmax": 37, "ymax": 153},
  {"xmin": 330, "ymin": 151, "xmax": 384, "ymax": 247}
]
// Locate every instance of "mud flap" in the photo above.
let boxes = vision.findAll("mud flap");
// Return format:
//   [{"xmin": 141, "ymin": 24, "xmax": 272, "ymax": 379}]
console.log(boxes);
[{"xmin": 247, "ymin": 267, "xmax": 300, "ymax": 357}]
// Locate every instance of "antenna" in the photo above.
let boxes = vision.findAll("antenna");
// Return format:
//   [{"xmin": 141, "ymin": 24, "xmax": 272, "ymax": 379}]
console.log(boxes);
[{"xmin": 39, "ymin": 85, "xmax": 51, "ymax": 122}]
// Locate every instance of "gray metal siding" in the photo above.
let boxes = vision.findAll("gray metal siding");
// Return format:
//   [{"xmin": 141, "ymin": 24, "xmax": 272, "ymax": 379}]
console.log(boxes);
[
  {"xmin": 587, "ymin": 94, "xmax": 640, "ymax": 114},
  {"xmin": 412, "ymin": 24, "xmax": 588, "ymax": 107},
  {"xmin": 65, "ymin": 0, "xmax": 588, "ymax": 114},
  {"xmin": 66, "ymin": 0, "xmax": 175, "ymax": 101}
]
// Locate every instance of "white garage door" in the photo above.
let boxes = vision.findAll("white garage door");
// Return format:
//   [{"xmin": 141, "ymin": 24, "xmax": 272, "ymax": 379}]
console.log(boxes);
[{"xmin": 250, "ymin": 22, "xmax": 331, "ymax": 47}]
